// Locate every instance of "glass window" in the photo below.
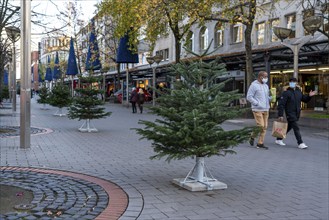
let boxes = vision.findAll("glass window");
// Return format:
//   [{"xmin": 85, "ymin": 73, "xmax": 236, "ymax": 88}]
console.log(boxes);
[
  {"xmin": 286, "ymin": 14, "xmax": 296, "ymax": 38},
  {"xmin": 214, "ymin": 22, "xmax": 224, "ymax": 47},
  {"xmin": 186, "ymin": 31, "xmax": 194, "ymax": 51},
  {"xmin": 270, "ymin": 19, "xmax": 280, "ymax": 42},
  {"xmin": 233, "ymin": 22, "xmax": 243, "ymax": 43},
  {"xmin": 256, "ymin": 22, "xmax": 265, "ymax": 45},
  {"xmin": 200, "ymin": 26, "xmax": 208, "ymax": 50}
]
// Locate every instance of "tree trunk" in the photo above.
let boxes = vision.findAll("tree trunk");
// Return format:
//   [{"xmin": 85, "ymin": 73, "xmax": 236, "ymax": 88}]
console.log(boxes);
[{"xmin": 244, "ymin": 24, "xmax": 254, "ymax": 95}]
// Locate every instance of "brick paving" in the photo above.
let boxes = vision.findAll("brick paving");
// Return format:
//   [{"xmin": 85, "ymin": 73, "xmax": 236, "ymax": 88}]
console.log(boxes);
[{"xmin": 0, "ymin": 97, "xmax": 328, "ymax": 220}]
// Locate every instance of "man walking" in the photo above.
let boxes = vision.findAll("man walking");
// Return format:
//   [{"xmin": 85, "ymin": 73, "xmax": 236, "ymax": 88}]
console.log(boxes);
[
  {"xmin": 275, "ymin": 77, "xmax": 316, "ymax": 149},
  {"xmin": 247, "ymin": 71, "xmax": 271, "ymax": 149}
]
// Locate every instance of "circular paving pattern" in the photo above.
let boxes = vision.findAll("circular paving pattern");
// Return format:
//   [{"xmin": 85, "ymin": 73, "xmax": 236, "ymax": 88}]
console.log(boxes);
[
  {"xmin": 0, "ymin": 126, "xmax": 52, "ymax": 138},
  {"xmin": 0, "ymin": 167, "xmax": 128, "ymax": 220}
]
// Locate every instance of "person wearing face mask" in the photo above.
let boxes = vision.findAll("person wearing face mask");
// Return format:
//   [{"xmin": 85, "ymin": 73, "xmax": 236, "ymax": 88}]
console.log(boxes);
[
  {"xmin": 247, "ymin": 71, "xmax": 272, "ymax": 149},
  {"xmin": 275, "ymin": 77, "xmax": 317, "ymax": 149}
]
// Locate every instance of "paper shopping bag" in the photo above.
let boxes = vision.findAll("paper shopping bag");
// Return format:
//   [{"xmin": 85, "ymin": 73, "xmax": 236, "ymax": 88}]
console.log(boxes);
[{"xmin": 272, "ymin": 121, "xmax": 288, "ymax": 139}]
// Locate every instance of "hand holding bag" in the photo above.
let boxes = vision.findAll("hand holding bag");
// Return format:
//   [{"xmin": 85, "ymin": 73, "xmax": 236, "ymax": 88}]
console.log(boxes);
[{"xmin": 272, "ymin": 121, "xmax": 288, "ymax": 139}]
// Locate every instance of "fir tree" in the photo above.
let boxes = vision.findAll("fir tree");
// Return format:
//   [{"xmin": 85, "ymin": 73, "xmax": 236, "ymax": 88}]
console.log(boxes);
[
  {"xmin": 135, "ymin": 57, "xmax": 257, "ymax": 161},
  {"xmin": 68, "ymin": 75, "xmax": 111, "ymax": 132},
  {"xmin": 37, "ymin": 86, "xmax": 49, "ymax": 105},
  {"xmin": 48, "ymin": 84, "xmax": 71, "ymax": 116}
]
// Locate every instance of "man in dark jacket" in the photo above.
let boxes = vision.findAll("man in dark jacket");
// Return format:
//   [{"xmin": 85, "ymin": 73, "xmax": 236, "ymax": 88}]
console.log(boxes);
[{"xmin": 275, "ymin": 77, "xmax": 316, "ymax": 149}]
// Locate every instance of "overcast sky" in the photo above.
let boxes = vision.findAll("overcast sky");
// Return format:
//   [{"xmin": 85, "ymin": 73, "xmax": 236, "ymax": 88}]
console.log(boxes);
[{"xmin": 11, "ymin": 0, "xmax": 100, "ymax": 50}]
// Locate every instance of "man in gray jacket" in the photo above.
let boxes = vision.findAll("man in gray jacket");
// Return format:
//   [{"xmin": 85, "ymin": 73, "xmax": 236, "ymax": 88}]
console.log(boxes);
[{"xmin": 247, "ymin": 71, "xmax": 271, "ymax": 149}]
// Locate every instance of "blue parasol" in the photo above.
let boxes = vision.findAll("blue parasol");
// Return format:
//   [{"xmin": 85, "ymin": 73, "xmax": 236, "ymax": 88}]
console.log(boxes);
[
  {"xmin": 116, "ymin": 33, "xmax": 139, "ymax": 64},
  {"xmin": 45, "ymin": 56, "xmax": 53, "ymax": 81},
  {"xmin": 66, "ymin": 37, "xmax": 79, "ymax": 76},
  {"xmin": 4, "ymin": 69, "xmax": 8, "ymax": 85},
  {"xmin": 53, "ymin": 51, "xmax": 60, "ymax": 80},
  {"xmin": 116, "ymin": 32, "xmax": 139, "ymax": 105},
  {"xmin": 66, "ymin": 37, "xmax": 79, "ymax": 96},
  {"xmin": 85, "ymin": 19, "xmax": 101, "ymax": 71},
  {"xmin": 38, "ymin": 59, "xmax": 44, "ymax": 83}
]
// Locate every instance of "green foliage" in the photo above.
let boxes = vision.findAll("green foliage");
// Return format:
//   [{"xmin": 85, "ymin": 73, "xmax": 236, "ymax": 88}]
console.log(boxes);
[
  {"xmin": 1, "ymin": 86, "xmax": 9, "ymax": 100},
  {"xmin": 134, "ymin": 58, "xmax": 257, "ymax": 162},
  {"xmin": 37, "ymin": 86, "xmax": 49, "ymax": 105},
  {"xmin": 48, "ymin": 84, "xmax": 72, "ymax": 108},
  {"xmin": 68, "ymin": 75, "xmax": 111, "ymax": 121}
]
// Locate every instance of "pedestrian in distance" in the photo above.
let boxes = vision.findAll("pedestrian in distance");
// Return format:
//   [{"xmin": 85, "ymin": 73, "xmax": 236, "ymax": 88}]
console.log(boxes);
[
  {"xmin": 137, "ymin": 88, "xmax": 145, "ymax": 114},
  {"xmin": 130, "ymin": 87, "xmax": 138, "ymax": 113},
  {"xmin": 275, "ymin": 77, "xmax": 317, "ymax": 149},
  {"xmin": 247, "ymin": 71, "xmax": 272, "ymax": 149}
]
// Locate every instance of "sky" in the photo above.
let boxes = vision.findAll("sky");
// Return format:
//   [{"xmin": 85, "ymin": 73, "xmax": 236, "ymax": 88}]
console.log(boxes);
[
  {"xmin": 32, "ymin": 0, "xmax": 101, "ymax": 50},
  {"xmin": 9, "ymin": 0, "xmax": 100, "ymax": 79},
  {"xmin": 11, "ymin": 0, "xmax": 100, "ymax": 50}
]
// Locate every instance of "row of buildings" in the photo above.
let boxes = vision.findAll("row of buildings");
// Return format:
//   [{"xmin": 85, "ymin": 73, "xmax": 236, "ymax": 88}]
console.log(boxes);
[{"xmin": 36, "ymin": 0, "xmax": 328, "ymax": 110}]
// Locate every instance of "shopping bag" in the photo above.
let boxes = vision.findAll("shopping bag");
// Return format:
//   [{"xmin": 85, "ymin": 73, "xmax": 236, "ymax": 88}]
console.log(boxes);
[{"xmin": 272, "ymin": 121, "xmax": 288, "ymax": 139}]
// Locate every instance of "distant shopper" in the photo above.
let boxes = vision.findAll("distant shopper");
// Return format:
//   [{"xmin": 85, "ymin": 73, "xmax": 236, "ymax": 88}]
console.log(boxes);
[
  {"xmin": 247, "ymin": 71, "xmax": 272, "ymax": 149},
  {"xmin": 275, "ymin": 77, "xmax": 316, "ymax": 149},
  {"xmin": 137, "ymin": 88, "xmax": 145, "ymax": 114},
  {"xmin": 130, "ymin": 87, "xmax": 138, "ymax": 113}
]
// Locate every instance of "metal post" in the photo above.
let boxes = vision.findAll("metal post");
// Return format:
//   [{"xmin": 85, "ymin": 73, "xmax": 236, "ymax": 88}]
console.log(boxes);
[
  {"xmin": 20, "ymin": 0, "xmax": 31, "ymax": 148},
  {"xmin": 152, "ymin": 66, "xmax": 156, "ymax": 106},
  {"xmin": 281, "ymin": 35, "xmax": 312, "ymax": 81},
  {"xmin": 12, "ymin": 45, "xmax": 16, "ymax": 112},
  {"xmin": 125, "ymin": 64, "xmax": 129, "ymax": 106}
]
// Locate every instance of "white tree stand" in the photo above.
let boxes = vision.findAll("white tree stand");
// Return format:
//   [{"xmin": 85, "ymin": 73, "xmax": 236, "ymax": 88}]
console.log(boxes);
[
  {"xmin": 53, "ymin": 107, "xmax": 65, "ymax": 116},
  {"xmin": 40, "ymin": 104, "xmax": 49, "ymax": 110},
  {"xmin": 78, "ymin": 119, "xmax": 98, "ymax": 132},
  {"xmin": 172, "ymin": 157, "xmax": 227, "ymax": 191}
]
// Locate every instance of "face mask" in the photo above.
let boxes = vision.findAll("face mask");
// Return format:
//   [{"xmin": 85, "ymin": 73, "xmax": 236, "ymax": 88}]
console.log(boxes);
[
  {"xmin": 262, "ymin": 78, "xmax": 268, "ymax": 84},
  {"xmin": 289, "ymin": 82, "xmax": 296, "ymax": 88}
]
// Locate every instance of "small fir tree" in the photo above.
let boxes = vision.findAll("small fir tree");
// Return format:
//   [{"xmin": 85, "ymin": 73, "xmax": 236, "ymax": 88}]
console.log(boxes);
[
  {"xmin": 134, "ymin": 57, "xmax": 258, "ymax": 190},
  {"xmin": 68, "ymin": 75, "xmax": 111, "ymax": 132},
  {"xmin": 48, "ymin": 84, "xmax": 71, "ymax": 116},
  {"xmin": 37, "ymin": 86, "xmax": 49, "ymax": 109}
]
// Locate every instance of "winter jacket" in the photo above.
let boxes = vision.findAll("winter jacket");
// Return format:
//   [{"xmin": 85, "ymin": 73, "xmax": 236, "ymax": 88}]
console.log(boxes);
[
  {"xmin": 277, "ymin": 87, "xmax": 312, "ymax": 121},
  {"xmin": 247, "ymin": 80, "xmax": 271, "ymax": 112},
  {"xmin": 130, "ymin": 90, "xmax": 138, "ymax": 103}
]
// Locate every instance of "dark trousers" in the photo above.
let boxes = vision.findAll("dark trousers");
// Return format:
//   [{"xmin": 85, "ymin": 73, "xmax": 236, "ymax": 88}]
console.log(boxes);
[
  {"xmin": 131, "ymin": 102, "xmax": 137, "ymax": 113},
  {"xmin": 277, "ymin": 120, "xmax": 303, "ymax": 145}
]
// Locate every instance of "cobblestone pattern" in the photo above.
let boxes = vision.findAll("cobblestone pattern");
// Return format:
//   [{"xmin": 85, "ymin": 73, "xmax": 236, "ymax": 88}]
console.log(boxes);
[
  {"xmin": 0, "ymin": 168, "xmax": 109, "ymax": 220},
  {"xmin": 0, "ymin": 126, "xmax": 52, "ymax": 138}
]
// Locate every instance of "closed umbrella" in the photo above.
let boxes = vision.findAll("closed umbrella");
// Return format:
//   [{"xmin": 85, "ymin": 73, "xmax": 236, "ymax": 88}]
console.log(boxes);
[
  {"xmin": 53, "ymin": 51, "xmax": 60, "ymax": 80},
  {"xmin": 45, "ymin": 56, "xmax": 53, "ymax": 81},
  {"xmin": 66, "ymin": 37, "xmax": 79, "ymax": 96},
  {"xmin": 116, "ymin": 32, "xmax": 139, "ymax": 105},
  {"xmin": 4, "ymin": 69, "xmax": 8, "ymax": 86},
  {"xmin": 85, "ymin": 19, "xmax": 101, "ymax": 71}
]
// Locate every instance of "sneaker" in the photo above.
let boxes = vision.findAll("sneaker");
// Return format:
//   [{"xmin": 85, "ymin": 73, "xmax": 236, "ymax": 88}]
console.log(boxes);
[
  {"xmin": 298, "ymin": 143, "xmax": 308, "ymax": 149},
  {"xmin": 275, "ymin": 140, "xmax": 286, "ymax": 146},
  {"xmin": 249, "ymin": 137, "xmax": 254, "ymax": 146},
  {"xmin": 256, "ymin": 143, "xmax": 269, "ymax": 150}
]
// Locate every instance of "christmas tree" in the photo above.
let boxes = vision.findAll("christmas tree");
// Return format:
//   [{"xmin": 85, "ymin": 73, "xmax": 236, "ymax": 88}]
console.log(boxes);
[
  {"xmin": 37, "ymin": 85, "xmax": 49, "ymax": 109},
  {"xmin": 68, "ymin": 75, "xmax": 111, "ymax": 132},
  {"xmin": 48, "ymin": 84, "xmax": 71, "ymax": 116},
  {"xmin": 134, "ymin": 57, "xmax": 258, "ymax": 191}
]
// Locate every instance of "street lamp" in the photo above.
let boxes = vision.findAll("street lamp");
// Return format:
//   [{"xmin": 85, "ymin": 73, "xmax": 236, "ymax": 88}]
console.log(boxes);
[
  {"xmin": 147, "ymin": 54, "xmax": 162, "ymax": 106},
  {"xmin": 273, "ymin": 22, "xmax": 321, "ymax": 80},
  {"xmin": 5, "ymin": 26, "xmax": 20, "ymax": 112}
]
